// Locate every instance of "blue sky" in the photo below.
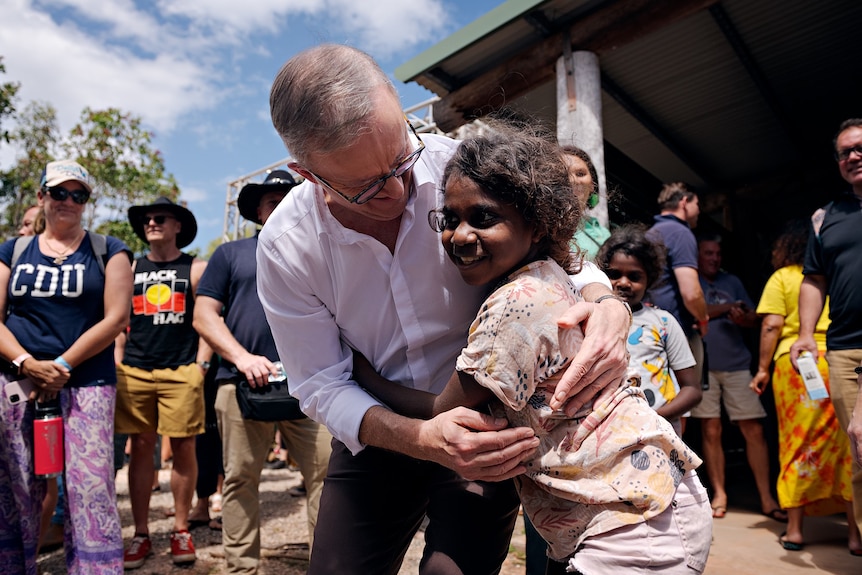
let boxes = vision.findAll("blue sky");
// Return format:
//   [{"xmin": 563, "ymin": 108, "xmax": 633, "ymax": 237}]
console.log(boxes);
[{"xmin": 0, "ymin": 0, "xmax": 503, "ymax": 252}]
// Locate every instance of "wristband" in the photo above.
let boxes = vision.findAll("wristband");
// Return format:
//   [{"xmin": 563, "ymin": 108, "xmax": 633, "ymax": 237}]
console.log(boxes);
[
  {"xmin": 12, "ymin": 353, "xmax": 32, "ymax": 374},
  {"xmin": 54, "ymin": 356, "xmax": 72, "ymax": 371}
]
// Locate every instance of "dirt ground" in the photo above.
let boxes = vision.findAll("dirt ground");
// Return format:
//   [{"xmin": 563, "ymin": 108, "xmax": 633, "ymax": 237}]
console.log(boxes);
[{"xmin": 37, "ymin": 463, "xmax": 527, "ymax": 574}]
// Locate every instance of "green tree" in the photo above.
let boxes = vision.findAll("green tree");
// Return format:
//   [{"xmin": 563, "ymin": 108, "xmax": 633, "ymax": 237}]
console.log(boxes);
[
  {"xmin": 0, "ymin": 56, "xmax": 20, "ymax": 145},
  {"xmin": 0, "ymin": 101, "xmax": 60, "ymax": 235},
  {"xmin": 64, "ymin": 108, "xmax": 179, "ymax": 249}
]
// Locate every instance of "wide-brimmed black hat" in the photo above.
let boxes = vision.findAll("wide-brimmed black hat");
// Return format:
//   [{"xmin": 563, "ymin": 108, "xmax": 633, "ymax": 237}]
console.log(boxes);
[
  {"xmin": 128, "ymin": 196, "xmax": 198, "ymax": 249},
  {"xmin": 237, "ymin": 170, "xmax": 298, "ymax": 225}
]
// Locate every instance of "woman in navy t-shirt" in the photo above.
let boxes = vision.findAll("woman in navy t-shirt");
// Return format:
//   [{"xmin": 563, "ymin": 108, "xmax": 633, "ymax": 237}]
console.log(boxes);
[{"xmin": 0, "ymin": 160, "xmax": 132, "ymax": 574}]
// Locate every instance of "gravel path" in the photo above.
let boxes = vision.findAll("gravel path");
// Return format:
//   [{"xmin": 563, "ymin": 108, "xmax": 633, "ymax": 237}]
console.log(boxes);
[{"xmin": 37, "ymin": 464, "xmax": 527, "ymax": 574}]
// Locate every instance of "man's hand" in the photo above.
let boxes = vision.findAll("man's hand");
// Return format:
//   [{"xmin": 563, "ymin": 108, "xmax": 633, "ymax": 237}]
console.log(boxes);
[
  {"xmin": 849, "ymin": 376, "xmax": 862, "ymax": 466},
  {"xmin": 849, "ymin": 413, "xmax": 862, "ymax": 467},
  {"xmin": 549, "ymin": 300, "xmax": 629, "ymax": 416},
  {"xmin": 788, "ymin": 335, "xmax": 818, "ymax": 371},
  {"xmin": 415, "ymin": 407, "xmax": 539, "ymax": 482},
  {"xmin": 235, "ymin": 353, "xmax": 277, "ymax": 388}
]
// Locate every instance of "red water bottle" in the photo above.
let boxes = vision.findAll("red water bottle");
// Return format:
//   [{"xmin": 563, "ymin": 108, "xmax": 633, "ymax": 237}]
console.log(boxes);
[{"xmin": 33, "ymin": 399, "xmax": 63, "ymax": 478}]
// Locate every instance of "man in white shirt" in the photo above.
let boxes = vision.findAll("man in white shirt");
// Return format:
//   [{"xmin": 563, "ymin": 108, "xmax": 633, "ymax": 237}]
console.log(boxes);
[{"xmin": 258, "ymin": 43, "xmax": 632, "ymax": 575}]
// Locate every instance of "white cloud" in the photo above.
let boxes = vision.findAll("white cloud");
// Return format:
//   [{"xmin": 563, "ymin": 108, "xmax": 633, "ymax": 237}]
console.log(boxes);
[
  {"xmin": 1, "ymin": 0, "xmax": 454, "ymax": 141},
  {"xmin": 0, "ymin": 0, "xmax": 218, "ymax": 134}
]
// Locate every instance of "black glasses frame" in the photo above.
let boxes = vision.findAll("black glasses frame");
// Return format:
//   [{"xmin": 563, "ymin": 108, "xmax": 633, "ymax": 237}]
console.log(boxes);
[
  {"xmin": 308, "ymin": 120, "xmax": 425, "ymax": 205},
  {"xmin": 141, "ymin": 214, "xmax": 175, "ymax": 226},
  {"xmin": 43, "ymin": 185, "xmax": 89, "ymax": 205},
  {"xmin": 835, "ymin": 145, "xmax": 862, "ymax": 162}
]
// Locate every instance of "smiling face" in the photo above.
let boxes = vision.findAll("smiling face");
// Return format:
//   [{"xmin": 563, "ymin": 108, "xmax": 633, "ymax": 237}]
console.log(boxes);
[
  {"xmin": 38, "ymin": 180, "xmax": 86, "ymax": 228},
  {"xmin": 836, "ymin": 125, "xmax": 862, "ymax": 192},
  {"xmin": 142, "ymin": 210, "xmax": 181, "ymax": 245},
  {"xmin": 606, "ymin": 252, "xmax": 649, "ymax": 306},
  {"xmin": 438, "ymin": 175, "xmax": 540, "ymax": 286}
]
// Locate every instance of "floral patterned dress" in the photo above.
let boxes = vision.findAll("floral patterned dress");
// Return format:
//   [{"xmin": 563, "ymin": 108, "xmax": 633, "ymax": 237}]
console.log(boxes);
[{"xmin": 456, "ymin": 258, "xmax": 702, "ymax": 561}]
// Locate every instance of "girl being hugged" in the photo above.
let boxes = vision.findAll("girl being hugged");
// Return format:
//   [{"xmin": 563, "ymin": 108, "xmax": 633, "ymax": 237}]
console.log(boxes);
[{"xmin": 357, "ymin": 123, "xmax": 712, "ymax": 574}]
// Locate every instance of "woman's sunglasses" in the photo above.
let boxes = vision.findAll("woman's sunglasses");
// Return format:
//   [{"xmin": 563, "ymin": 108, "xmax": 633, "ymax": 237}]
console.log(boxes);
[{"xmin": 43, "ymin": 185, "xmax": 90, "ymax": 205}]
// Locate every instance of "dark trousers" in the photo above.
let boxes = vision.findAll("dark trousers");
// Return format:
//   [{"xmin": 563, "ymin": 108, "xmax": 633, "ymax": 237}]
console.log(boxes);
[{"xmin": 308, "ymin": 439, "xmax": 520, "ymax": 575}]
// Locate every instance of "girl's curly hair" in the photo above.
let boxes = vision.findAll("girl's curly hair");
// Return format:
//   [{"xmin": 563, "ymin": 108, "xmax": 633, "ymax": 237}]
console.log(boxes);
[
  {"xmin": 442, "ymin": 119, "xmax": 580, "ymax": 273},
  {"xmin": 596, "ymin": 223, "xmax": 667, "ymax": 290}
]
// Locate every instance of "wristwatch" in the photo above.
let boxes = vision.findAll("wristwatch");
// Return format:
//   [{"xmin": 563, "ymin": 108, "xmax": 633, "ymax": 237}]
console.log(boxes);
[
  {"xmin": 198, "ymin": 361, "xmax": 211, "ymax": 371},
  {"xmin": 855, "ymin": 366, "xmax": 862, "ymax": 375},
  {"xmin": 594, "ymin": 294, "xmax": 633, "ymax": 322},
  {"xmin": 12, "ymin": 353, "xmax": 32, "ymax": 374}
]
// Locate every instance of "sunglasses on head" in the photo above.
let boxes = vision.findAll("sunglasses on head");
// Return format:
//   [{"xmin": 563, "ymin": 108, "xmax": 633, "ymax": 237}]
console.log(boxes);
[
  {"xmin": 43, "ymin": 185, "xmax": 89, "ymax": 205},
  {"xmin": 141, "ymin": 214, "xmax": 174, "ymax": 226}
]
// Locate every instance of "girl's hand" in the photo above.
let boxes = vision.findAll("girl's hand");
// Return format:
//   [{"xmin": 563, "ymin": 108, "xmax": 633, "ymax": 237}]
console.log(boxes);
[{"xmin": 749, "ymin": 370, "xmax": 770, "ymax": 395}]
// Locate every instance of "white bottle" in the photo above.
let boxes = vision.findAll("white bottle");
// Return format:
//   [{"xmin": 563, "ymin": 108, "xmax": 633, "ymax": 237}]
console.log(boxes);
[{"xmin": 797, "ymin": 352, "xmax": 828, "ymax": 400}]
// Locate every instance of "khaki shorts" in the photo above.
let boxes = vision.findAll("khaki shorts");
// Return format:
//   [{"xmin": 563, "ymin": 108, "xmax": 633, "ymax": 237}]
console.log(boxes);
[
  {"xmin": 115, "ymin": 362, "xmax": 205, "ymax": 437},
  {"xmin": 689, "ymin": 369, "xmax": 766, "ymax": 421}
]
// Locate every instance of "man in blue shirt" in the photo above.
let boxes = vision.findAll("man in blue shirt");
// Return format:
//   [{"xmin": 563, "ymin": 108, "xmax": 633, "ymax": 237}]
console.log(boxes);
[
  {"xmin": 193, "ymin": 171, "xmax": 332, "ymax": 573},
  {"xmin": 646, "ymin": 182, "xmax": 709, "ymax": 386},
  {"xmin": 695, "ymin": 235, "xmax": 783, "ymax": 521}
]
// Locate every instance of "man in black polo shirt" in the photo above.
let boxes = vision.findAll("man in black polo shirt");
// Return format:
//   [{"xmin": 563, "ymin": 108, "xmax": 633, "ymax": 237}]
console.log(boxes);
[{"xmin": 791, "ymin": 118, "xmax": 862, "ymax": 550}]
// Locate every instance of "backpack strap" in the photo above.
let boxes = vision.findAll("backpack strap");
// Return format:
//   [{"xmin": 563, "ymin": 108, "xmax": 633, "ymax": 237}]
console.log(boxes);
[
  {"xmin": 10, "ymin": 232, "xmax": 108, "ymax": 275},
  {"xmin": 11, "ymin": 236, "xmax": 35, "ymax": 269},
  {"xmin": 86, "ymin": 231, "xmax": 108, "ymax": 275}
]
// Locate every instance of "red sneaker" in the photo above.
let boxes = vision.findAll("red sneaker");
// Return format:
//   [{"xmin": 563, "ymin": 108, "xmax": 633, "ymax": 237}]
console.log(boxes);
[
  {"xmin": 170, "ymin": 529, "xmax": 196, "ymax": 564},
  {"xmin": 123, "ymin": 535, "xmax": 152, "ymax": 569}
]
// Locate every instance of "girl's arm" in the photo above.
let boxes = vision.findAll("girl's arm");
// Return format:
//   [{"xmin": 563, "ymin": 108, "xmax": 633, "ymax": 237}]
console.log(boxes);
[
  {"xmin": 655, "ymin": 366, "xmax": 701, "ymax": 422},
  {"xmin": 353, "ymin": 352, "xmax": 493, "ymax": 418},
  {"xmin": 750, "ymin": 314, "xmax": 784, "ymax": 395}
]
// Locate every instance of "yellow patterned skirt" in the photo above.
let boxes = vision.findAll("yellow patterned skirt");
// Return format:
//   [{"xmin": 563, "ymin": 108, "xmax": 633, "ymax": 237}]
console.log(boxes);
[{"xmin": 772, "ymin": 353, "xmax": 852, "ymax": 514}]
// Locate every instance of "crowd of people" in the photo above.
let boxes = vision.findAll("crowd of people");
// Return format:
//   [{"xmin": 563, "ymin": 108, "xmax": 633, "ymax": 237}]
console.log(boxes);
[{"xmin": 0, "ymin": 42, "xmax": 860, "ymax": 575}]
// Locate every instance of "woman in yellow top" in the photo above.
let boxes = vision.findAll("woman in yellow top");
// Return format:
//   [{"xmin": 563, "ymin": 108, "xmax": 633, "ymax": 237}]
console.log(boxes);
[{"xmin": 750, "ymin": 220, "xmax": 860, "ymax": 555}]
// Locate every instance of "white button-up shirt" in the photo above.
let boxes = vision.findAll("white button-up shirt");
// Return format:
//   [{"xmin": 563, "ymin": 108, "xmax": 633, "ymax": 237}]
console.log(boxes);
[{"xmin": 257, "ymin": 132, "xmax": 610, "ymax": 454}]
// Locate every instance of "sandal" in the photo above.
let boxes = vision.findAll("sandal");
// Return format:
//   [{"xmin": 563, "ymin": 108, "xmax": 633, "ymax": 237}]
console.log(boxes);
[
  {"xmin": 763, "ymin": 508, "xmax": 788, "ymax": 523},
  {"xmin": 779, "ymin": 532, "xmax": 804, "ymax": 551},
  {"xmin": 209, "ymin": 516, "xmax": 223, "ymax": 531},
  {"xmin": 711, "ymin": 505, "xmax": 727, "ymax": 519}
]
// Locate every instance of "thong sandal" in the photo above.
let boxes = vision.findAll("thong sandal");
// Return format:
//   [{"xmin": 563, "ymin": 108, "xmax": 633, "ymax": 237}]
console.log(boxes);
[
  {"xmin": 763, "ymin": 508, "xmax": 788, "ymax": 523},
  {"xmin": 711, "ymin": 505, "xmax": 727, "ymax": 519},
  {"xmin": 779, "ymin": 532, "xmax": 804, "ymax": 552}
]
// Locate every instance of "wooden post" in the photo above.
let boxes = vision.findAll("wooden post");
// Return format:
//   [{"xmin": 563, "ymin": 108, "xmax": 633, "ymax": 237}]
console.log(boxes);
[{"xmin": 556, "ymin": 50, "xmax": 608, "ymax": 227}]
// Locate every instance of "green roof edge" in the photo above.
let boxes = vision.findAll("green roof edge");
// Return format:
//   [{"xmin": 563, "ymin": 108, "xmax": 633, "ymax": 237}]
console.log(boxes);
[{"xmin": 395, "ymin": 0, "xmax": 548, "ymax": 82}]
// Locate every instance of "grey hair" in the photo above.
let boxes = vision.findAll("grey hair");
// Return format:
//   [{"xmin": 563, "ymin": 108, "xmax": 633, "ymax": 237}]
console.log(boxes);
[{"xmin": 269, "ymin": 44, "xmax": 399, "ymax": 164}]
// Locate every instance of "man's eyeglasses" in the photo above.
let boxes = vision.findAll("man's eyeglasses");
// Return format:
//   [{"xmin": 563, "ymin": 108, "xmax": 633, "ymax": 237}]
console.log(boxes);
[
  {"xmin": 43, "ymin": 185, "xmax": 89, "ymax": 205},
  {"xmin": 835, "ymin": 145, "xmax": 862, "ymax": 162},
  {"xmin": 308, "ymin": 121, "xmax": 425, "ymax": 205},
  {"xmin": 141, "ymin": 214, "xmax": 175, "ymax": 226}
]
